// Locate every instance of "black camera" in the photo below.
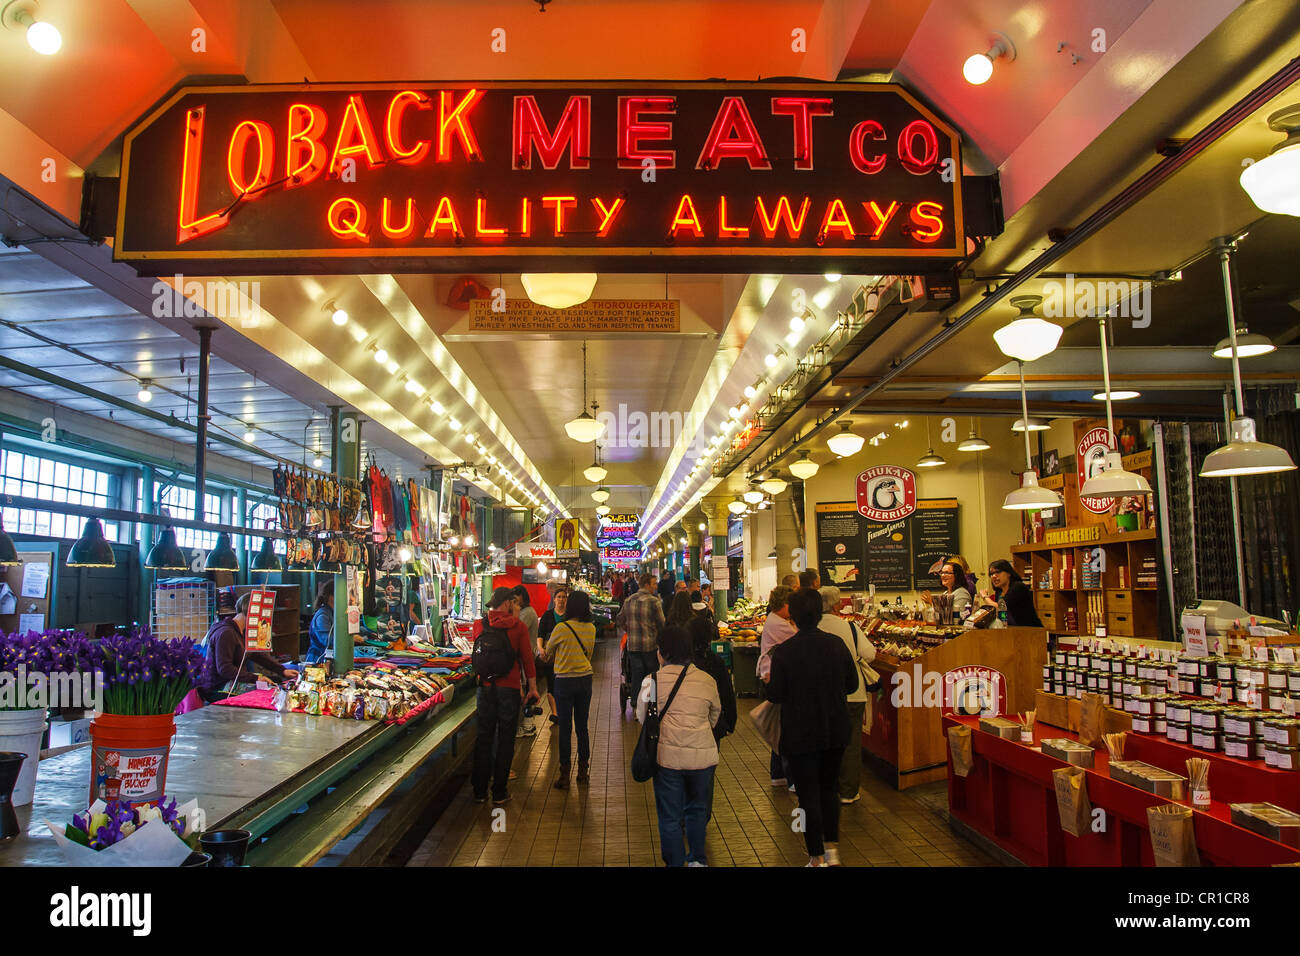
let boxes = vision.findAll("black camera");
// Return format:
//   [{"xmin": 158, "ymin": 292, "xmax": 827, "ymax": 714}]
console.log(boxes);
[{"xmin": 523, "ymin": 703, "xmax": 543, "ymax": 717}]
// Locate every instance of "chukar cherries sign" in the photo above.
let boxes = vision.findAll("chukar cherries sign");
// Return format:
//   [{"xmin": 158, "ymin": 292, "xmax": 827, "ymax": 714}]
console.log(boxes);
[
  {"xmin": 857, "ymin": 466, "xmax": 916, "ymax": 522},
  {"xmin": 1077, "ymin": 426, "xmax": 1115, "ymax": 515}
]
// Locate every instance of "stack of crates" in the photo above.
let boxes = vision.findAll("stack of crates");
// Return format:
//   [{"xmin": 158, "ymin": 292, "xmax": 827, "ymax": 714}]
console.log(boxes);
[{"xmin": 153, "ymin": 577, "xmax": 214, "ymax": 643}]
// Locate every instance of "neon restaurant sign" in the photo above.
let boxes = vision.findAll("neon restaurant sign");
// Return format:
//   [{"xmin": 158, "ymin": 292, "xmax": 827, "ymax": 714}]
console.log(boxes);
[{"xmin": 111, "ymin": 81, "xmax": 976, "ymax": 275}]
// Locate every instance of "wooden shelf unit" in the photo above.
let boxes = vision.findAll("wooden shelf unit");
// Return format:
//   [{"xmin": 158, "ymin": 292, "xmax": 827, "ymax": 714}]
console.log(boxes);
[{"xmin": 1010, "ymin": 530, "xmax": 1160, "ymax": 643}]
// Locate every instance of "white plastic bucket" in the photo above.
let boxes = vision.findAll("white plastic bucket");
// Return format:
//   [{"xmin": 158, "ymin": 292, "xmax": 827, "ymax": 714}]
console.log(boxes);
[{"xmin": 0, "ymin": 708, "xmax": 47, "ymax": 806}]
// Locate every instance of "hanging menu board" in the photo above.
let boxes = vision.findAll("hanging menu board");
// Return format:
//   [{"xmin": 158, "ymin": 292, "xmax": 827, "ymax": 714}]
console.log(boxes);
[{"xmin": 815, "ymin": 499, "xmax": 960, "ymax": 592}]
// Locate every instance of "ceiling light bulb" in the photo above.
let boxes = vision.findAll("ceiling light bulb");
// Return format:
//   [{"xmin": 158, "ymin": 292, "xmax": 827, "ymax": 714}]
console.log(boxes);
[
  {"xmin": 963, "ymin": 53, "xmax": 994, "ymax": 85},
  {"xmin": 827, "ymin": 423, "xmax": 865, "ymax": 458},
  {"xmin": 917, "ymin": 448, "xmax": 946, "ymax": 468},
  {"xmin": 994, "ymin": 295, "xmax": 1061, "ymax": 362},
  {"xmin": 22, "ymin": 14, "xmax": 60, "ymax": 55},
  {"xmin": 405, "ymin": 379, "xmax": 424, "ymax": 394},
  {"xmin": 727, "ymin": 500, "xmax": 747, "ymax": 515},
  {"xmin": 374, "ymin": 348, "xmax": 388, "ymax": 364},
  {"xmin": 825, "ymin": 272, "xmax": 842, "ymax": 282},
  {"xmin": 958, "ymin": 431, "xmax": 991, "ymax": 452},
  {"xmin": 743, "ymin": 383, "xmax": 758, "ymax": 400},
  {"xmin": 728, "ymin": 405, "xmax": 742, "ymax": 420},
  {"xmin": 789, "ymin": 450, "xmax": 819, "ymax": 480},
  {"xmin": 584, "ymin": 463, "xmax": 607, "ymax": 483},
  {"xmin": 312, "ymin": 455, "xmax": 323, "ymax": 469},
  {"xmin": 789, "ymin": 315, "xmax": 806, "ymax": 332},
  {"xmin": 331, "ymin": 307, "xmax": 349, "ymax": 326},
  {"xmin": 764, "ymin": 352, "xmax": 779, "ymax": 368},
  {"xmin": 743, "ymin": 489, "xmax": 764, "ymax": 505},
  {"xmin": 761, "ymin": 473, "xmax": 788, "ymax": 496},
  {"xmin": 565, "ymin": 410, "xmax": 606, "ymax": 443},
  {"xmin": 385, "ymin": 360, "xmax": 399, "ymax": 374},
  {"xmin": 1012, "ymin": 417, "xmax": 1051, "ymax": 433},
  {"xmin": 698, "ymin": 522, "xmax": 706, "ymax": 531},
  {"xmin": 520, "ymin": 274, "xmax": 598, "ymax": 309},
  {"xmin": 592, "ymin": 487, "xmax": 611, "ymax": 503},
  {"xmin": 596, "ymin": 504, "xmax": 611, "ymax": 516},
  {"xmin": 243, "ymin": 429, "xmax": 257, "ymax": 443},
  {"xmin": 137, "ymin": 383, "xmax": 153, "ymax": 403},
  {"xmin": 1239, "ymin": 106, "xmax": 1300, "ymax": 216},
  {"xmin": 430, "ymin": 399, "xmax": 445, "ymax": 414},
  {"xmin": 448, "ymin": 417, "xmax": 462, "ymax": 431}
]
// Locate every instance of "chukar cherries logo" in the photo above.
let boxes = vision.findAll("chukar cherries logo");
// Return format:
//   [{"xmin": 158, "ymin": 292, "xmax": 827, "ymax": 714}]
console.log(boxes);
[
  {"xmin": 856, "ymin": 466, "xmax": 916, "ymax": 522},
  {"xmin": 1077, "ymin": 426, "xmax": 1115, "ymax": 515}
]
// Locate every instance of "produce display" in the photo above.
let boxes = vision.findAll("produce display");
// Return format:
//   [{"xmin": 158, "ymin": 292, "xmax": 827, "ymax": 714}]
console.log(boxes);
[
  {"xmin": 719, "ymin": 619, "xmax": 759, "ymax": 644},
  {"xmin": 727, "ymin": 597, "xmax": 763, "ymax": 621}
]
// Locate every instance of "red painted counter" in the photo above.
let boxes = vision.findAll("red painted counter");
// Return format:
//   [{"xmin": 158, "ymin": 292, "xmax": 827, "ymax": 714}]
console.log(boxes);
[{"xmin": 944, "ymin": 715, "xmax": 1300, "ymax": 866}]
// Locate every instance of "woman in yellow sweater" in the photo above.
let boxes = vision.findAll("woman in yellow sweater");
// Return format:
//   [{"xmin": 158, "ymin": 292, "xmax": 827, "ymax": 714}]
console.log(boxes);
[{"xmin": 543, "ymin": 589, "xmax": 597, "ymax": 790}]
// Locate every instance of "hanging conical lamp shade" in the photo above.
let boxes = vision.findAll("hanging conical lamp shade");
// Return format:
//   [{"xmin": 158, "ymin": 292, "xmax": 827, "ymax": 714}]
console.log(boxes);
[
  {"xmin": 204, "ymin": 532, "xmax": 240, "ymax": 572},
  {"xmin": 591, "ymin": 486, "xmax": 610, "ymax": 503},
  {"xmin": 0, "ymin": 522, "xmax": 21, "ymax": 567},
  {"xmin": 958, "ymin": 430, "xmax": 990, "ymax": 452},
  {"xmin": 145, "ymin": 527, "xmax": 188, "ymax": 570},
  {"xmin": 315, "ymin": 556, "xmax": 343, "ymax": 574},
  {"xmin": 583, "ymin": 460, "xmax": 608, "ymax": 483},
  {"xmin": 1002, "ymin": 472, "xmax": 1063, "ymax": 511},
  {"xmin": 521, "ymin": 273, "xmax": 597, "ymax": 309},
  {"xmin": 827, "ymin": 422, "xmax": 865, "ymax": 457},
  {"xmin": 993, "ymin": 295, "xmax": 1062, "ymax": 362},
  {"xmin": 1199, "ymin": 417, "xmax": 1296, "ymax": 477},
  {"xmin": 788, "ymin": 449, "xmax": 819, "ymax": 480},
  {"xmin": 917, "ymin": 448, "xmax": 946, "ymax": 468},
  {"xmin": 1080, "ymin": 451, "xmax": 1152, "ymax": 497},
  {"xmin": 67, "ymin": 517, "xmax": 115, "ymax": 568},
  {"xmin": 1212, "ymin": 328, "xmax": 1276, "ymax": 359},
  {"xmin": 251, "ymin": 537, "xmax": 283, "ymax": 572},
  {"xmin": 565, "ymin": 341, "xmax": 606, "ymax": 442}
]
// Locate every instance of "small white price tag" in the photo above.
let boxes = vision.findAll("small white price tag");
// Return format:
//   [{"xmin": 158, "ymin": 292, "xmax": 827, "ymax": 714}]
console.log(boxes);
[{"xmin": 1276, "ymin": 647, "xmax": 1296, "ymax": 664}]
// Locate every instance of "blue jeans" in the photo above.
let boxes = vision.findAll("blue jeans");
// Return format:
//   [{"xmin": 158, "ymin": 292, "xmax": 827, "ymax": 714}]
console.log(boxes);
[
  {"xmin": 626, "ymin": 650, "xmax": 659, "ymax": 707},
  {"xmin": 552, "ymin": 674, "xmax": 592, "ymax": 768},
  {"xmin": 653, "ymin": 766, "xmax": 714, "ymax": 866}
]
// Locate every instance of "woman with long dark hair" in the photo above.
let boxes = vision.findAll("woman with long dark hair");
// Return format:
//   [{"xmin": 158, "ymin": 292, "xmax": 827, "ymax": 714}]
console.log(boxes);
[
  {"xmin": 981, "ymin": 559, "xmax": 1042, "ymax": 627},
  {"xmin": 543, "ymin": 588, "xmax": 596, "ymax": 790},
  {"xmin": 665, "ymin": 589, "xmax": 696, "ymax": 628}
]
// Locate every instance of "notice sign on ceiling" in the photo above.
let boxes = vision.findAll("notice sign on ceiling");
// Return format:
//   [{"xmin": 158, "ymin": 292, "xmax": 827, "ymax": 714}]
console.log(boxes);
[
  {"xmin": 111, "ymin": 81, "xmax": 968, "ymax": 275},
  {"xmin": 469, "ymin": 298, "xmax": 680, "ymax": 333}
]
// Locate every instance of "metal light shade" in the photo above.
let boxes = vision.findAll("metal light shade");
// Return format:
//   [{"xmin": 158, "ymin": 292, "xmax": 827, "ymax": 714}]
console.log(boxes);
[
  {"xmin": 743, "ymin": 489, "xmax": 764, "ymax": 505},
  {"xmin": 1079, "ymin": 451, "xmax": 1152, "ymax": 497},
  {"xmin": 917, "ymin": 448, "xmax": 946, "ymax": 468},
  {"xmin": 565, "ymin": 411, "xmax": 606, "ymax": 443},
  {"xmin": 145, "ymin": 527, "xmax": 188, "ymax": 570},
  {"xmin": 827, "ymin": 423, "xmax": 865, "ymax": 457},
  {"xmin": 1199, "ymin": 417, "xmax": 1297, "ymax": 477},
  {"xmin": 591, "ymin": 486, "xmax": 611, "ymax": 503},
  {"xmin": 0, "ymin": 527, "xmax": 21, "ymax": 567},
  {"xmin": 1212, "ymin": 329, "xmax": 1276, "ymax": 358},
  {"xmin": 1002, "ymin": 472, "xmax": 1063, "ymax": 511},
  {"xmin": 583, "ymin": 463, "xmax": 608, "ymax": 483},
  {"xmin": 204, "ymin": 532, "xmax": 240, "ymax": 572},
  {"xmin": 761, "ymin": 473, "xmax": 788, "ymax": 496},
  {"xmin": 521, "ymin": 273, "xmax": 598, "ymax": 309},
  {"xmin": 958, "ymin": 431, "xmax": 990, "ymax": 452},
  {"xmin": 727, "ymin": 499, "xmax": 747, "ymax": 515},
  {"xmin": 993, "ymin": 317, "xmax": 1063, "ymax": 362},
  {"xmin": 1011, "ymin": 417, "xmax": 1050, "ymax": 432},
  {"xmin": 788, "ymin": 450, "xmax": 819, "ymax": 480},
  {"xmin": 315, "ymin": 556, "xmax": 343, "ymax": 574},
  {"xmin": 67, "ymin": 517, "xmax": 115, "ymax": 568},
  {"xmin": 251, "ymin": 538, "xmax": 283, "ymax": 572}
]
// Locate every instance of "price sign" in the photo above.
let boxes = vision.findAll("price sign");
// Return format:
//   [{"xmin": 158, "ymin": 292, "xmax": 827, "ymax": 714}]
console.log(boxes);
[{"xmin": 1182, "ymin": 615, "xmax": 1208, "ymax": 657}]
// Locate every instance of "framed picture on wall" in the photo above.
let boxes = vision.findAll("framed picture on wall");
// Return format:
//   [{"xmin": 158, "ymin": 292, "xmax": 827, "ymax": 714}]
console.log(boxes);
[{"xmin": 1042, "ymin": 448, "xmax": 1060, "ymax": 477}]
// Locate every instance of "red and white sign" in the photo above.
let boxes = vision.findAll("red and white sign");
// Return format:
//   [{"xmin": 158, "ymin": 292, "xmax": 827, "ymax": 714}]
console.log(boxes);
[
  {"xmin": 856, "ymin": 466, "xmax": 916, "ymax": 522},
  {"xmin": 1077, "ymin": 426, "xmax": 1115, "ymax": 515},
  {"xmin": 245, "ymin": 588, "xmax": 276, "ymax": 650},
  {"xmin": 515, "ymin": 543, "xmax": 556, "ymax": 562},
  {"xmin": 942, "ymin": 665, "xmax": 1007, "ymax": 717}
]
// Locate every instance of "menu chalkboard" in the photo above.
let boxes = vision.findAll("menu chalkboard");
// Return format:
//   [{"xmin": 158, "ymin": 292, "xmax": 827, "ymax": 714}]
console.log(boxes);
[
  {"xmin": 864, "ymin": 517, "xmax": 912, "ymax": 589},
  {"xmin": 911, "ymin": 500, "xmax": 961, "ymax": 586},
  {"xmin": 815, "ymin": 502, "xmax": 865, "ymax": 591},
  {"xmin": 815, "ymin": 499, "xmax": 960, "ymax": 592}
]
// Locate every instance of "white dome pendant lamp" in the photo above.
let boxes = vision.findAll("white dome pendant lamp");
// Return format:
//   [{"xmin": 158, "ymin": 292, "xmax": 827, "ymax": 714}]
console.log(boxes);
[
  {"xmin": 564, "ymin": 341, "xmax": 607, "ymax": 443},
  {"xmin": 1003, "ymin": 359, "xmax": 1063, "ymax": 511},
  {"xmin": 1079, "ymin": 314, "xmax": 1152, "ymax": 498}
]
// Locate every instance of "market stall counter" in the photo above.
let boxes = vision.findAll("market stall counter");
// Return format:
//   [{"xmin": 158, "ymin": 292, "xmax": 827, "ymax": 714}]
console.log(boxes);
[{"xmin": 0, "ymin": 691, "xmax": 475, "ymax": 867}]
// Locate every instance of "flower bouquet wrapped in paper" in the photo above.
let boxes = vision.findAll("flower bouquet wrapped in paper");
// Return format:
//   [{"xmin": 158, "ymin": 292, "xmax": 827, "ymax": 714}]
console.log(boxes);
[{"xmin": 46, "ymin": 795, "xmax": 203, "ymax": 867}]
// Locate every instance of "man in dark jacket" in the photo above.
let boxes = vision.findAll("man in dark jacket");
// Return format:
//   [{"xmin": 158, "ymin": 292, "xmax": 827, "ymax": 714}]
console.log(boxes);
[
  {"xmin": 658, "ymin": 572, "xmax": 677, "ymax": 612},
  {"xmin": 766, "ymin": 588, "xmax": 856, "ymax": 867},
  {"xmin": 197, "ymin": 588, "xmax": 295, "ymax": 703}
]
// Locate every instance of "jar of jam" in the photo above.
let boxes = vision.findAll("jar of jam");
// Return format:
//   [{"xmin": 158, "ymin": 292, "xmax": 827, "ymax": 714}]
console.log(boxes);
[{"xmin": 1224, "ymin": 733, "xmax": 1252, "ymax": 759}]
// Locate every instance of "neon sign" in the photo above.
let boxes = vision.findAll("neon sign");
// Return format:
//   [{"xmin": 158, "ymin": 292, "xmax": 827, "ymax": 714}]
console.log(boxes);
[{"xmin": 111, "ymin": 82, "xmax": 977, "ymax": 275}]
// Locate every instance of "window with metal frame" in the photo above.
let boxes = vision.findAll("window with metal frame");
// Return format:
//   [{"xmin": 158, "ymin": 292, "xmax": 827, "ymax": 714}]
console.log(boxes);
[{"xmin": 0, "ymin": 448, "xmax": 126, "ymax": 542}]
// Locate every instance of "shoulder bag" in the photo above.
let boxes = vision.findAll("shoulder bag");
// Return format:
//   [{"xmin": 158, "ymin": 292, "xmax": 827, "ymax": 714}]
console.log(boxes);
[
  {"xmin": 849, "ymin": 621, "xmax": 882, "ymax": 692},
  {"xmin": 631, "ymin": 664, "xmax": 691, "ymax": 782}
]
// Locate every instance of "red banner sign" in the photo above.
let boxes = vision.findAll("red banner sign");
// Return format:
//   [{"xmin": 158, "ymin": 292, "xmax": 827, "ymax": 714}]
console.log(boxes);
[
  {"xmin": 1077, "ymin": 426, "xmax": 1115, "ymax": 514},
  {"xmin": 856, "ymin": 466, "xmax": 916, "ymax": 522}
]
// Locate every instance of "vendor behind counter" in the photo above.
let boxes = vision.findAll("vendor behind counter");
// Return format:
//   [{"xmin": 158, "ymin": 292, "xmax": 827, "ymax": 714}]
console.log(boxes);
[{"xmin": 198, "ymin": 587, "xmax": 299, "ymax": 702}]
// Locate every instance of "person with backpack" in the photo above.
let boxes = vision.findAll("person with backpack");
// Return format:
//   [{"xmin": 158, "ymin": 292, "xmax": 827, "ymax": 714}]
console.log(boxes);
[
  {"xmin": 636, "ymin": 625, "xmax": 720, "ymax": 867},
  {"xmin": 470, "ymin": 586, "xmax": 537, "ymax": 805},
  {"xmin": 814, "ymin": 586, "xmax": 878, "ymax": 805},
  {"xmin": 542, "ymin": 589, "xmax": 596, "ymax": 790}
]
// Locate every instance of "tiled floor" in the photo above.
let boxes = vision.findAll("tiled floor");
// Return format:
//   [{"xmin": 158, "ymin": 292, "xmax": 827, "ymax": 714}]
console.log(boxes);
[{"xmin": 408, "ymin": 638, "xmax": 1000, "ymax": 867}]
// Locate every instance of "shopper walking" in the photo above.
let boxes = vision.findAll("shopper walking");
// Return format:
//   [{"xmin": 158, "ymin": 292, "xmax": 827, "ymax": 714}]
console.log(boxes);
[
  {"xmin": 537, "ymin": 585, "xmax": 569, "ymax": 724},
  {"xmin": 665, "ymin": 590, "xmax": 696, "ymax": 629},
  {"xmin": 512, "ymin": 585, "xmax": 541, "ymax": 737},
  {"xmin": 543, "ymin": 590, "xmax": 596, "ymax": 790},
  {"xmin": 781, "ymin": 573, "xmax": 798, "ymax": 589},
  {"xmin": 471, "ymin": 587, "xmax": 537, "ymax": 805},
  {"xmin": 636, "ymin": 624, "xmax": 720, "ymax": 867},
  {"xmin": 688, "ymin": 616, "xmax": 736, "ymax": 745},
  {"xmin": 617, "ymin": 573, "xmax": 666, "ymax": 716},
  {"xmin": 813, "ymin": 586, "xmax": 876, "ymax": 804},
  {"xmin": 758, "ymin": 585, "xmax": 796, "ymax": 786},
  {"xmin": 981, "ymin": 559, "xmax": 1042, "ymax": 627},
  {"xmin": 766, "ymin": 588, "xmax": 858, "ymax": 866},
  {"xmin": 658, "ymin": 572, "xmax": 677, "ymax": 612}
]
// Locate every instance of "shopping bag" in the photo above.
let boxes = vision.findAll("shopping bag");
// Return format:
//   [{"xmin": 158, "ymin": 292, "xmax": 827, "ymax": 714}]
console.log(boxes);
[
  {"xmin": 1077, "ymin": 692, "xmax": 1106, "ymax": 748},
  {"xmin": 1147, "ymin": 804, "xmax": 1201, "ymax": 867},
  {"xmin": 948, "ymin": 724, "xmax": 974, "ymax": 777},
  {"xmin": 747, "ymin": 701, "xmax": 782, "ymax": 753},
  {"xmin": 1052, "ymin": 766, "xmax": 1092, "ymax": 837},
  {"xmin": 863, "ymin": 694, "xmax": 875, "ymax": 735}
]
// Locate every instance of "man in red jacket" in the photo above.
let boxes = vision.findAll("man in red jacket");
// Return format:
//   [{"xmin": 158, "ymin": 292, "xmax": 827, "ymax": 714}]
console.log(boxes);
[{"xmin": 471, "ymin": 586, "xmax": 538, "ymax": 805}]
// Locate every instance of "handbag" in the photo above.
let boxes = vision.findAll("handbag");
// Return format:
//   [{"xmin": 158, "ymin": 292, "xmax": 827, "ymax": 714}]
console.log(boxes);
[
  {"xmin": 747, "ymin": 700, "xmax": 782, "ymax": 753},
  {"xmin": 631, "ymin": 664, "xmax": 691, "ymax": 782},
  {"xmin": 849, "ymin": 621, "xmax": 882, "ymax": 692}
]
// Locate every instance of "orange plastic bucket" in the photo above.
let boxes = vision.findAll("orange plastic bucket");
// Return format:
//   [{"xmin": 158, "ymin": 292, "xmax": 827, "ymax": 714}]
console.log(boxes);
[{"xmin": 88, "ymin": 713, "xmax": 176, "ymax": 807}]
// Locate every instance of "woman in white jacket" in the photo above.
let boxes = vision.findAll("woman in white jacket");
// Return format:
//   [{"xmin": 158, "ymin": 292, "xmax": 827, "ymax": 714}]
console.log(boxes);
[
  {"xmin": 637, "ymin": 624, "xmax": 721, "ymax": 867},
  {"xmin": 814, "ymin": 586, "xmax": 877, "ymax": 805}
]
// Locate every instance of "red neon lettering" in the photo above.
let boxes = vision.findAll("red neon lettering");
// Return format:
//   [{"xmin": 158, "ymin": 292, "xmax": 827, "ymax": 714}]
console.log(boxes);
[
  {"xmin": 513, "ymin": 95, "xmax": 590, "ymax": 169},
  {"xmin": 380, "ymin": 197, "xmax": 416, "ymax": 239},
  {"xmin": 286, "ymin": 103, "xmax": 327, "ymax": 187},
  {"xmin": 717, "ymin": 195, "xmax": 749, "ymax": 238},
  {"xmin": 425, "ymin": 196, "xmax": 463, "ymax": 237},
  {"xmin": 909, "ymin": 201, "xmax": 945, "ymax": 242},
  {"xmin": 226, "ymin": 120, "xmax": 274, "ymax": 197},
  {"xmin": 697, "ymin": 97, "xmax": 770, "ymax": 170},
  {"xmin": 541, "ymin": 195, "xmax": 577, "ymax": 236},
  {"xmin": 755, "ymin": 195, "xmax": 810, "ymax": 239},
  {"xmin": 771, "ymin": 97, "xmax": 832, "ymax": 169},
  {"xmin": 617, "ymin": 96, "xmax": 676, "ymax": 169},
  {"xmin": 519, "ymin": 197, "xmax": 531, "ymax": 237},
  {"xmin": 330, "ymin": 95, "xmax": 384, "ymax": 176},
  {"xmin": 849, "ymin": 120, "xmax": 887, "ymax": 174},
  {"xmin": 385, "ymin": 91, "xmax": 432, "ymax": 165},
  {"xmin": 475, "ymin": 197, "xmax": 507, "ymax": 237},
  {"xmin": 438, "ymin": 89, "xmax": 484, "ymax": 162},
  {"xmin": 177, "ymin": 106, "xmax": 230, "ymax": 243},
  {"xmin": 898, "ymin": 119, "xmax": 939, "ymax": 175},
  {"xmin": 669, "ymin": 194, "xmax": 703, "ymax": 238},
  {"xmin": 590, "ymin": 196, "xmax": 625, "ymax": 238},
  {"xmin": 819, "ymin": 198, "xmax": 855, "ymax": 240},
  {"xmin": 862, "ymin": 200, "xmax": 900, "ymax": 240},
  {"xmin": 327, "ymin": 197, "xmax": 369, "ymax": 241}
]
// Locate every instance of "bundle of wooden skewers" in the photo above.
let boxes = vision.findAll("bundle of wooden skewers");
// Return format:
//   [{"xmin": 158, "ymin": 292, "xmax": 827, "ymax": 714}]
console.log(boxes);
[
  {"xmin": 1103, "ymin": 732, "xmax": 1126, "ymax": 761},
  {"xmin": 1186, "ymin": 757, "xmax": 1211, "ymax": 806},
  {"xmin": 1018, "ymin": 710, "xmax": 1036, "ymax": 742}
]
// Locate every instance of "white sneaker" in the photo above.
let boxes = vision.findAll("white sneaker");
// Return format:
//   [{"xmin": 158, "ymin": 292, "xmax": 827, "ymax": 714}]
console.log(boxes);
[
  {"xmin": 687, "ymin": 861, "xmax": 707, "ymax": 867},
  {"xmin": 824, "ymin": 847, "xmax": 841, "ymax": 866},
  {"xmin": 804, "ymin": 861, "xmax": 828, "ymax": 867},
  {"xmin": 840, "ymin": 791, "xmax": 861, "ymax": 805}
]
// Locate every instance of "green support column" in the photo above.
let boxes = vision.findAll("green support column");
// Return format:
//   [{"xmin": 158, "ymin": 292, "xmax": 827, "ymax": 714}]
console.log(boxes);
[
  {"xmin": 710, "ymin": 536, "xmax": 728, "ymax": 622},
  {"xmin": 703, "ymin": 505, "xmax": 729, "ymax": 623},
  {"xmin": 235, "ymin": 487, "xmax": 248, "ymax": 586},
  {"xmin": 138, "ymin": 464, "xmax": 155, "ymax": 628},
  {"xmin": 333, "ymin": 410, "xmax": 360, "ymax": 674},
  {"xmin": 688, "ymin": 532, "xmax": 701, "ymax": 585}
]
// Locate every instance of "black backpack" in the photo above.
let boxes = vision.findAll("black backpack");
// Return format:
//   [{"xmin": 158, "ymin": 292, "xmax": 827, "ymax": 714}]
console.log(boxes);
[{"xmin": 472, "ymin": 619, "xmax": 517, "ymax": 684}]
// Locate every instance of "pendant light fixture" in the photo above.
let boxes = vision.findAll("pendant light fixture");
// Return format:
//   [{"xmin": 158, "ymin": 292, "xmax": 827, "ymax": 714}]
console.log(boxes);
[
  {"xmin": 993, "ymin": 295, "xmax": 1062, "ymax": 363},
  {"xmin": 1212, "ymin": 327, "xmax": 1276, "ymax": 359},
  {"xmin": 251, "ymin": 537, "xmax": 283, "ymax": 573},
  {"xmin": 1200, "ymin": 239, "xmax": 1296, "ymax": 477},
  {"xmin": 788, "ymin": 449, "xmax": 819, "ymax": 480},
  {"xmin": 521, "ymin": 274, "xmax": 598, "ymax": 309},
  {"xmin": 1002, "ymin": 361, "xmax": 1062, "ymax": 512},
  {"xmin": 957, "ymin": 419, "xmax": 990, "ymax": 452},
  {"xmin": 204, "ymin": 532, "xmax": 241, "ymax": 572},
  {"xmin": 1011, "ymin": 416, "xmax": 1050, "ymax": 432},
  {"xmin": 727, "ymin": 499, "xmax": 747, "ymax": 515},
  {"xmin": 827, "ymin": 421, "xmax": 865, "ymax": 458},
  {"xmin": 761, "ymin": 470, "xmax": 788, "ymax": 496},
  {"xmin": 583, "ymin": 443, "xmax": 608, "ymax": 484},
  {"xmin": 1080, "ymin": 315, "xmax": 1152, "ymax": 498},
  {"xmin": 1238, "ymin": 105, "xmax": 1300, "ymax": 217},
  {"xmin": 591, "ymin": 486, "xmax": 611, "ymax": 503},
  {"xmin": 917, "ymin": 419, "xmax": 946, "ymax": 468},
  {"xmin": 595, "ymin": 504, "xmax": 611, "ymax": 516},
  {"xmin": 743, "ymin": 487, "xmax": 765, "ymax": 505},
  {"xmin": 67, "ymin": 517, "xmax": 116, "ymax": 567},
  {"xmin": 564, "ymin": 341, "xmax": 606, "ymax": 443},
  {"xmin": 145, "ymin": 527, "xmax": 188, "ymax": 570}
]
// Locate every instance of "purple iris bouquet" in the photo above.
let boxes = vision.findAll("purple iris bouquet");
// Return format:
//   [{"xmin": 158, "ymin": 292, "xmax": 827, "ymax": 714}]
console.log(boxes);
[
  {"xmin": 0, "ymin": 628, "xmax": 98, "ymax": 711},
  {"xmin": 96, "ymin": 628, "xmax": 205, "ymax": 716},
  {"xmin": 68, "ymin": 796, "xmax": 185, "ymax": 850}
]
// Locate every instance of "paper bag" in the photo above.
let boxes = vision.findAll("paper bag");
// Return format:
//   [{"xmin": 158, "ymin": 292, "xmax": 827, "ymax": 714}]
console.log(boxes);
[
  {"xmin": 948, "ymin": 724, "xmax": 974, "ymax": 777},
  {"xmin": 863, "ymin": 694, "xmax": 875, "ymax": 735},
  {"xmin": 1077, "ymin": 692, "xmax": 1106, "ymax": 748},
  {"xmin": 1147, "ymin": 805, "xmax": 1201, "ymax": 867},
  {"xmin": 1052, "ymin": 766, "xmax": 1092, "ymax": 837},
  {"xmin": 747, "ymin": 701, "xmax": 782, "ymax": 753}
]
